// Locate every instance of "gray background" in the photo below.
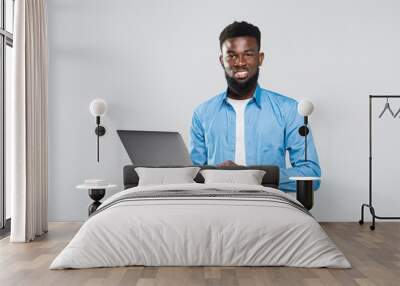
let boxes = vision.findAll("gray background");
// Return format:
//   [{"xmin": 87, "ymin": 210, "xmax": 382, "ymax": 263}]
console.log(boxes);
[{"xmin": 47, "ymin": 0, "xmax": 400, "ymax": 221}]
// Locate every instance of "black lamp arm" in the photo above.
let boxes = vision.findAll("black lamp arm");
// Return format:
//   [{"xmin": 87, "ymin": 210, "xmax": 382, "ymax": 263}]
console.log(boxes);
[
  {"xmin": 94, "ymin": 116, "xmax": 106, "ymax": 162},
  {"xmin": 298, "ymin": 116, "xmax": 310, "ymax": 161},
  {"xmin": 304, "ymin": 116, "xmax": 308, "ymax": 161}
]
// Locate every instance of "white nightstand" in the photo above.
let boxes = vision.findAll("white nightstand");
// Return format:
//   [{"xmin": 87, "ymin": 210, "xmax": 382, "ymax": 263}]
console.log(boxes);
[
  {"xmin": 289, "ymin": 177, "xmax": 321, "ymax": 210},
  {"xmin": 76, "ymin": 181, "xmax": 117, "ymax": 215}
]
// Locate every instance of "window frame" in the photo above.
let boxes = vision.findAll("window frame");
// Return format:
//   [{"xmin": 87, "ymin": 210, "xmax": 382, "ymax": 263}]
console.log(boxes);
[{"xmin": 0, "ymin": 0, "xmax": 13, "ymax": 231}]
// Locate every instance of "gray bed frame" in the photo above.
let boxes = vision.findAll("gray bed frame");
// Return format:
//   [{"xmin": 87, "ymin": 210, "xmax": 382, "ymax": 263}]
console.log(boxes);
[
  {"xmin": 123, "ymin": 165, "xmax": 280, "ymax": 190},
  {"xmin": 122, "ymin": 165, "xmax": 316, "ymax": 210}
]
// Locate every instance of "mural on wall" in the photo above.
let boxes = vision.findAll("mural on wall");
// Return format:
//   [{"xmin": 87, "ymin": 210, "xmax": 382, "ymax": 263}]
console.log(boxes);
[{"xmin": 48, "ymin": 1, "xmax": 400, "ymax": 222}]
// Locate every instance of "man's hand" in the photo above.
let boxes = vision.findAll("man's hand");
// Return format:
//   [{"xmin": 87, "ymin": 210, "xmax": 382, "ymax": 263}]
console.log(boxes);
[{"xmin": 216, "ymin": 160, "xmax": 239, "ymax": 167}]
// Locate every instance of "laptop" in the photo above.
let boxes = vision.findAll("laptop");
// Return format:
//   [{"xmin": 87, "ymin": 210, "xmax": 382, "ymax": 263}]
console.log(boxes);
[{"xmin": 117, "ymin": 130, "xmax": 193, "ymax": 166}]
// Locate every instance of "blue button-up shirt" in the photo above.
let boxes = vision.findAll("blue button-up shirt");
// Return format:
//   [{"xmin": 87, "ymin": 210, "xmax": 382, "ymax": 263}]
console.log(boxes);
[{"xmin": 190, "ymin": 85, "xmax": 321, "ymax": 192}]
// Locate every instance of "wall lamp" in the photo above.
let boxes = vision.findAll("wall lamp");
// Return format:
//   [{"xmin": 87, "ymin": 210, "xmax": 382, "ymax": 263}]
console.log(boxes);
[
  {"xmin": 89, "ymin": 98, "xmax": 107, "ymax": 162},
  {"xmin": 292, "ymin": 99, "xmax": 320, "ymax": 211}
]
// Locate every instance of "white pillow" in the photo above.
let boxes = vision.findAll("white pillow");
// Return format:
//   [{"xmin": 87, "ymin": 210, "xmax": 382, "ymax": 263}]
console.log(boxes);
[
  {"xmin": 135, "ymin": 167, "xmax": 201, "ymax": 186},
  {"xmin": 200, "ymin": 169, "xmax": 266, "ymax": 185}
]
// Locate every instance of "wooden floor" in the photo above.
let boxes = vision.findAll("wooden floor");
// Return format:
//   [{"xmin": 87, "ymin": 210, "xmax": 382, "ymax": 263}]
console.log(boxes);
[{"xmin": 0, "ymin": 222, "xmax": 399, "ymax": 286}]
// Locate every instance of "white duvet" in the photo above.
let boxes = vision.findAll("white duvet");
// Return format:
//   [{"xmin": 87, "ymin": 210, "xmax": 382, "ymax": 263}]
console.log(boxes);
[{"xmin": 50, "ymin": 183, "xmax": 351, "ymax": 269}]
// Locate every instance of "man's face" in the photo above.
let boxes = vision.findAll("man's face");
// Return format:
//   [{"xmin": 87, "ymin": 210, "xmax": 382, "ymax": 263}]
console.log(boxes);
[{"xmin": 219, "ymin": 36, "xmax": 264, "ymax": 87}]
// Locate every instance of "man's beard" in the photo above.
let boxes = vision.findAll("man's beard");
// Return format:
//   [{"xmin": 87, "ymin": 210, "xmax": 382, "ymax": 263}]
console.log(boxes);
[{"xmin": 225, "ymin": 68, "xmax": 259, "ymax": 98}]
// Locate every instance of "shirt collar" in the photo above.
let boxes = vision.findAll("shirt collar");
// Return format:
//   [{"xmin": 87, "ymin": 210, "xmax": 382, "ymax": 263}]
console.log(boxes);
[{"xmin": 221, "ymin": 84, "xmax": 262, "ymax": 109}]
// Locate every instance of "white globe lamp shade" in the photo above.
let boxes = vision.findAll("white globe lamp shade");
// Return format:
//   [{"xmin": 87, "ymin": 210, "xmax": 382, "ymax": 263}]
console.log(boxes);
[
  {"xmin": 297, "ymin": 100, "xmax": 314, "ymax": 116},
  {"xmin": 89, "ymin": 98, "xmax": 107, "ymax": 117}
]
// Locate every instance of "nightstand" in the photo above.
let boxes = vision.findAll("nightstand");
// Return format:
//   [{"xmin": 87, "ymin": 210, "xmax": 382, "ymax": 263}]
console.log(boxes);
[
  {"xmin": 289, "ymin": 177, "xmax": 321, "ymax": 210},
  {"xmin": 76, "ymin": 181, "xmax": 117, "ymax": 215}
]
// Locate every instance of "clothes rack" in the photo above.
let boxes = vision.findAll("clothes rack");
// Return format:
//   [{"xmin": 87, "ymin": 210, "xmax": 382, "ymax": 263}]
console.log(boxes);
[{"xmin": 359, "ymin": 95, "xmax": 400, "ymax": 230}]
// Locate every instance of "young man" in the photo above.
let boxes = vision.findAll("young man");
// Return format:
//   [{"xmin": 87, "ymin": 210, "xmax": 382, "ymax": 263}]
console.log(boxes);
[{"xmin": 190, "ymin": 21, "xmax": 321, "ymax": 192}]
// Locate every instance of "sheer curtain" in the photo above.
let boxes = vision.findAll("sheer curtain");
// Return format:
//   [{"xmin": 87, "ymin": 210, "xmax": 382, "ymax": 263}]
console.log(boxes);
[{"xmin": 10, "ymin": 0, "xmax": 48, "ymax": 242}]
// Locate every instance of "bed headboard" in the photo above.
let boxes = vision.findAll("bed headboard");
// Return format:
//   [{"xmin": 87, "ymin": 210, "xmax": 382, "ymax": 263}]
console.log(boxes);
[{"xmin": 123, "ymin": 165, "xmax": 280, "ymax": 190}]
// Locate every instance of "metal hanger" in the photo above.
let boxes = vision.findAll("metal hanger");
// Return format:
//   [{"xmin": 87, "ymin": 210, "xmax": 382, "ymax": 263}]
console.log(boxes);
[
  {"xmin": 394, "ymin": 106, "xmax": 400, "ymax": 118},
  {"xmin": 378, "ymin": 97, "xmax": 395, "ymax": 118}
]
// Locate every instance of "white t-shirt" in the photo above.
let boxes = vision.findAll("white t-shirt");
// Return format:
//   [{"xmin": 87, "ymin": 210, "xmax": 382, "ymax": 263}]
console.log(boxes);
[{"xmin": 227, "ymin": 97, "xmax": 252, "ymax": 165}]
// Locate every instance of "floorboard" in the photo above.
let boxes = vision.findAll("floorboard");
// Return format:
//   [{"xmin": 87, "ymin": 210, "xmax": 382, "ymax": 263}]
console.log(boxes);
[{"xmin": 0, "ymin": 222, "xmax": 399, "ymax": 286}]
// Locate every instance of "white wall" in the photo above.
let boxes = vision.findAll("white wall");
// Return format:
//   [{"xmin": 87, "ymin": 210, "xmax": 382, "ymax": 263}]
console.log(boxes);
[{"xmin": 47, "ymin": 0, "xmax": 400, "ymax": 221}]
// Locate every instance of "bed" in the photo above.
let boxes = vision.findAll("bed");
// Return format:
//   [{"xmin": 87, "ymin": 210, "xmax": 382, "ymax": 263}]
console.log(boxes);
[{"xmin": 50, "ymin": 165, "xmax": 350, "ymax": 269}]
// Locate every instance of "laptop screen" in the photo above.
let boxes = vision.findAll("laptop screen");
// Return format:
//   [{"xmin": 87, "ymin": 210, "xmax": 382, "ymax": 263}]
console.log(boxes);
[{"xmin": 117, "ymin": 130, "xmax": 193, "ymax": 166}]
